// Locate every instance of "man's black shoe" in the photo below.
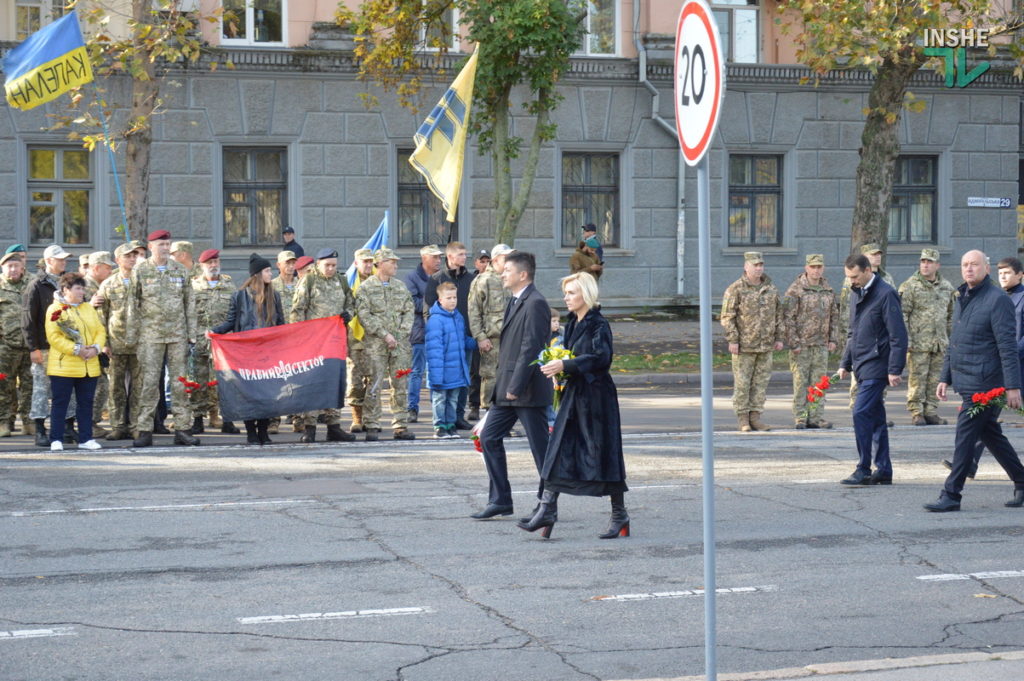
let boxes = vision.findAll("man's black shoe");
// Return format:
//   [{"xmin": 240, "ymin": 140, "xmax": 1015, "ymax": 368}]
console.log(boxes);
[
  {"xmin": 869, "ymin": 471, "xmax": 893, "ymax": 485},
  {"xmin": 173, "ymin": 430, "xmax": 200, "ymax": 446},
  {"xmin": 365, "ymin": 428, "xmax": 379, "ymax": 442},
  {"xmin": 300, "ymin": 425, "xmax": 316, "ymax": 443},
  {"xmin": 1005, "ymin": 489, "xmax": 1024, "ymax": 508},
  {"xmin": 924, "ymin": 493, "xmax": 961, "ymax": 512},
  {"xmin": 840, "ymin": 470, "xmax": 872, "ymax": 486},
  {"xmin": 408, "ymin": 409, "xmax": 418, "ymax": 424},
  {"xmin": 393, "ymin": 429, "xmax": 416, "ymax": 440},
  {"xmin": 326, "ymin": 424, "xmax": 356, "ymax": 442},
  {"xmin": 133, "ymin": 431, "xmax": 153, "ymax": 448},
  {"xmin": 470, "ymin": 504, "xmax": 514, "ymax": 520},
  {"xmin": 455, "ymin": 418, "xmax": 472, "ymax": 430},
  {"xmin": 221, "ymin": 421, "xmax": 240, "ymax": 434}
]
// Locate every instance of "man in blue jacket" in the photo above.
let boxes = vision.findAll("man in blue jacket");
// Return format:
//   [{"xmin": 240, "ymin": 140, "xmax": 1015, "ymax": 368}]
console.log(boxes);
[
  {"xmin": 838, "ymin": 253, "xmax": 907, "ymax": 486},
  {"xmin": 926, "ymin": 250, "xmax": 1024, "ymax": 511},
  {"xmin": 403, "ymin": 244, "xmax": 442, "ymax": 423}
]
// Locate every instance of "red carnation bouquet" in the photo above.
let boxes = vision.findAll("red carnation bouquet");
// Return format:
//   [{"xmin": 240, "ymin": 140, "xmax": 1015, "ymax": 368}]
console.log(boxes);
[
  {"xmin": 800, "ymin": 372, "xmax": 842, "ymax": 421},
  {"xmin": 395, "ymin": 368, "xmax": 412, "ymax": 379},
  {"xmin": 966, "ymin": 387, "xmax": 1024, "ymax": 418}
]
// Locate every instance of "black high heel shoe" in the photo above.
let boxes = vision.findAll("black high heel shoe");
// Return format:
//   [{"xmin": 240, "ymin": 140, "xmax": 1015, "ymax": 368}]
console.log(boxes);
[{"xmin": 517, "ymin": 490, "xmax": 558, "ymax": 538}]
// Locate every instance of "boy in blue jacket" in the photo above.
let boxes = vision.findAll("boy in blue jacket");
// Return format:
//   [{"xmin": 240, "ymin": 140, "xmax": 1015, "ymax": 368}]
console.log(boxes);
[{"xmin": 426, "ymin": 282, "xmax": 477, "ymax": 438}]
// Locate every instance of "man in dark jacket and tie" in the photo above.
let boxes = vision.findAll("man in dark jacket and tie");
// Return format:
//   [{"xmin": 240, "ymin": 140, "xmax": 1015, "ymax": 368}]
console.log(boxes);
[
  {"xmin": 926, "ymin": 250, "xmax": 1024, "ymax": 511},
  {"xmin": 472, "ymin": 251, "xmax": 553, "ymax": 520},
  {"xmin": 838, "ymin": 253, "xmax": 908, "ymax": 486}
]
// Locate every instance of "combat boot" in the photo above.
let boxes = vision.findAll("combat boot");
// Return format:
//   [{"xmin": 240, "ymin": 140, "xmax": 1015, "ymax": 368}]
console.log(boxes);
[
  {"xmin": 220, "ymin": 421, "xmax": 240, "ymax": 434},
  {"xmin": 300, "ymin": 425, "xmax": 316, "ymax": 443},
  {"xmin": 34, "ymin": 419, "xmax": 48, "ymax": 447},
  {"xmin": 350, "ymin": 406, "xmax": 365, "ymax": 433},
  {"xmin": 191, "ymin": 416, "xmax": 205, "ymax": 434},
  {"xmin": 911, "ymin": 413, "xmax": 926, "ymax": 426},
  {"xmin": 748, "ymin": 412, "xmax": 771, "ymax": 432},
  {"xmin": 737, "ymin": 413, "xmax": 752, "ymax": 433},
  {"xmin": 22, "ymin": 417, "xmax": 34, "ymax": 436},
  {"xmin": 133, "ymin": 431, "xmax": 153, "ymax": 448},
  {"xmin": 173, "ymin": 429, "xmax": 200, "ymax": 446},
  {"xmin": 208, "ymin": 407, "xmax": 223, "ymax": 429},
  {"xmin": 326, "ymin": 423, "xmax": 356, "ymax": 442},
  {"xmin": 365, "ymin": 427, "xmax": 380, "ymax": 442},
  {"xmin": 63, "ymin": 418, "xmax": 78, "ymax": 444},
  {"xmin": 0, "ymin": 423, "xmax": 11, "ymax": 438}
]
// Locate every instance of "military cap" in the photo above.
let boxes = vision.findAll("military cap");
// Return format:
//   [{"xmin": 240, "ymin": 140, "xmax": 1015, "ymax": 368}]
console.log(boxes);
[
  {"xmin": 476, "ymin": 249, "xmax": 490, "ymax": 259},
  {"xmin": 354, "ymin": 248, "xmax": 374, "ymax": 261},
  {"xmin": 581, "ymin": 223, "xmax": 597, "ymax": 234},
  {"xmin": 315, "ymin": 247, "xmax": 339, "ymax": 260},
  {"xmin": 198, "ymin": 248, "xmax": 220, "ymax": 263},
  {"xmin": 860, "ymin": 243, "xmax": 883, "ymax": 255},
  {"xmin": 0, "ymin": 252, "xmax": 21, "ymax": 266},
  {"xmin": 295, "ymin": 255, "xmax": 314, "ymax": 271},
  {"xmin": 147, "ymin": 229, "xmax": 171, "ymax": 242},
  {"xmin": 128, "ymin": 239, "xmax": 145, "ymax": 253},
  {"xmin": 114, "ymin": 242, "xmax": 137, "ymax": 258},
  {"xmin": 43, "ymin": 244, "xmax": 71, "ymax": 259},
  {"xmin": 805, "ymin": 254, "xmax": 824, "ymax": 266},
  {"xmin": 89, "ymin": 251, "xmax": 115, "ymax": 268},
  {"xmin": 5, "ymin": 244, "xmax": 26, "ymax": 255},
  {"xmin": 490, "ymin": 244, "xmax": 513, "ymax": 259},
  {"xmin": 277, "ymin": 250, "xmax": 297, "ymax": 263},
  {"xmin": 79, "ymin": 253, "xmax": 91, "ymax": 266},
  {"xmin": 419, "ymin": 244, "xmax": 443, "ymax": 256},
  {"xmin": 920, "ymin": 248, "xmax": 940, "ymax": 262},
  {"xmin": 283, "ymin": 226, "xmax": 296, "ymax": 234},
  {"xmin": 170, "ymin": 241, "xmax": 193, "ymax": 254},
  {"xmin": 743, "ymin": 251, "xmax": 764, "ymax": 264},
  {"xmin": 373, "ymin": 247, "xmax": 400, "ymax": 263}
]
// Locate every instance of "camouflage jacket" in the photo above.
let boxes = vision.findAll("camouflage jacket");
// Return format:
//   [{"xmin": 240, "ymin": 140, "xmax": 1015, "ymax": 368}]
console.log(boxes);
[
  {"xmin": 839, "ymin": 267, "xmax": 895, "ymax": 341},
  {"xmin": 191, "ymin": 274, "xmax": 234, "ymax": 355},
  {"xmin": 84, "ymin": 275, "xmax": 102, "ymax": 302},
  {"xmin": 898, "ymin": 271, "xmax": 956, "ymax": 353},
  {"xmin": 783, "ymin": 274, "xmax": 839, "ymax": 349},
  {"xmin": 720, "ymin": 275, "xmax": 784, "ymax": 352},
  {"xmin": 354, "ymin": 275, "xmax": 414, "ymax": 341},
  {"xmin": 271, "ymin": 275, "xmax": 297, "ymax": 322},
  {"xmin": 290, "ymin": 269, "xmax": 354, "ymax": 324},
  {"xmin": 96, "ymin": 271, "xmax": 135, "ymax": 355},
  {"xmin": 467, "ymin": 266, "xmax": 509, "ymax": 342},
  {"xmin": 0, "ymin": 275, "xmax": 27, "ymax": 349},
  {"xmin": 126, "ymin": 257, "xmax": 196, "ymax": 346}
]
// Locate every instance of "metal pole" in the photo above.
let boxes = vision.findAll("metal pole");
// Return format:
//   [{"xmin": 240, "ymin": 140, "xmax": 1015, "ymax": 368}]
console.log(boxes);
[
  {"xmin": 92, "ymin": 83, "xmax": 129, "ymax": 242},
  {"xmin": 697, "ymin": 154, "xmax": 717, "ymax": 681}
]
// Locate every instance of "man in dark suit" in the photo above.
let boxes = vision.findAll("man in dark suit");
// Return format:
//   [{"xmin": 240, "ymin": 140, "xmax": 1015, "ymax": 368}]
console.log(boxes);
[
  {"xmin": 838, "ymin": 253, "xmax": 907, "ymax": 486},
  {"xmin": 926, "ymin": 250, "xmax": 1024, "ymax": 511},
  {"xmin": 471, "ymin": 251, "xmax": 553, "ymax": 520}
]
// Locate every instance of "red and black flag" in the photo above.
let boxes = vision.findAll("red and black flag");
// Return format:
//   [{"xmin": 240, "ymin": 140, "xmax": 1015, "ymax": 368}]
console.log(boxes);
[{"xmin": 210, "ymin": 317, "xmax": 348, "ymax": 421}]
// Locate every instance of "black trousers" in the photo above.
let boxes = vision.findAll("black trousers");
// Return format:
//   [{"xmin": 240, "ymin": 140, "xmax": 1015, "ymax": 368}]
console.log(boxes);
[
  {"xmin": 944, "ymin": 396, "xmax": 1024, "ymax": 500},
  {"xmin": 479, "ymin": 404, "xmax": 549, "ymax": 507},
  {"xmin": 469, "ymin": 348, "xmax": 481, "ymax": 409}
]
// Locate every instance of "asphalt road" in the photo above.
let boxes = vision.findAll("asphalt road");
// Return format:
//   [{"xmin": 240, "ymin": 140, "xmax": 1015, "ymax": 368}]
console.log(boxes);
[{"xmin": 2, "ymin": 388, "xmax": 1024, "ymax": 680}]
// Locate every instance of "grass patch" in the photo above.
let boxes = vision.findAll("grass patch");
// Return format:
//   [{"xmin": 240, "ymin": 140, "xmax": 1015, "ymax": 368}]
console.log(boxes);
[{"xmin": 612, "ymin": 350, "xmax": 794, "ymax": 374}]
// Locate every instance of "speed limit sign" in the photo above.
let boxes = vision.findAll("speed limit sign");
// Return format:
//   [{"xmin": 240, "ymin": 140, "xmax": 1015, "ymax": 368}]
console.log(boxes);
[{"xmin": 674, "ymin": 0, "xmax": 724, "ymax": 166}]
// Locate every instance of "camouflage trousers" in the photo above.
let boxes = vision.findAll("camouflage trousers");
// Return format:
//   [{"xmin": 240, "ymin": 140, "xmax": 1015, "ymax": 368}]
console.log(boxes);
[
  {"xmin": 0, "ymin": 345, "xmax": 31, "ymax": 426},
  {"xmin": 93, "ymin": 369, "xmax": 108, "ymax": 426},
  {"xmin": 345, "ymin": 343, "xmax": 372, "ymax": 408},
  {"xmin": 478, "ymin": 337, "xmax": 500, "ymax": 409},
  {"xmin": 188, "ymin": 353, "xmax": 219, "ymax": 416},
  {"xmin": 108, "ymin": 352, "xmax": 141, "ymax": 434},
  {"xmin": 30, "ymin": 351, "xmax": 75, "ymax": 421},
  {"xmin": 137, "ymin": 341, "xmax": 191, "ymax": 432},
  {"xmin": 731, "ymin": 351, "xmax": 772, "ymax": 415},
  {"xmin": 906, "ymin": 350, "xmax": 943, "ymax": 417},
  {"xmin": 790, "ymin": 346, "xmax": 828, "ymax": 424},
  {"xmin": 363, "ymin": 337, "xmax": 411, "ymax": 431}
]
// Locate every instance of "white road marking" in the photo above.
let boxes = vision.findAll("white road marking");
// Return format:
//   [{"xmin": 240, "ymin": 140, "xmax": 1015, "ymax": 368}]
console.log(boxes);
[
  {"xmin": 590, "ymin": 585, "xmax": 777, "ymax": 602},
  {"xmin": 427, "ymin": 483, "xmax": 697, "ymax": 501},
  {"xmin": 4, "ymin": 499, "xmax": 318, "ymax": 518},
  {"xmin": 237, "ymin": 606, "xmax": 433, "ymax": 625},
  {"xmin": 0, "ymin": 627, "xmax": 76, "ymax": 640},
  {"xmin": 917, "ymin": 570, "xmax": 1024, "ymax": 582}
]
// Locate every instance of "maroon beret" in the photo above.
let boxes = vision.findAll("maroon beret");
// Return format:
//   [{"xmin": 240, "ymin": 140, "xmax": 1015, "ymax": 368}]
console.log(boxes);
[
  {"xmin": 147, "ymin": 229, "xmax": 171, "ymax": 242},
  {"xmin": 198, "ymin": 248, "xmax": 220, "ymax": 263},
  {"xmin": 294, "ymin": 255, "xmax": 314, "ymax": 270}
]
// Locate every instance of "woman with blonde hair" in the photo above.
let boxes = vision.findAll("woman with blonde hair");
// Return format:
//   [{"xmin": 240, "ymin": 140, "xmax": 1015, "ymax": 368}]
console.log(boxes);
[{"xmin": 519, "ymin": 271, "xmax": 628, "ymax": 539}]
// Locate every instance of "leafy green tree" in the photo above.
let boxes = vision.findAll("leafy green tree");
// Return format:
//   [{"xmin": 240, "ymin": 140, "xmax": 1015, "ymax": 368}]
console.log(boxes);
[
  {"xmin": 776, "ymin": 0, "xmax": 1022, "ymax": 255},
  {"xmin": 338, "ymin": 0, "xmax": 585, "ymax": 245}
]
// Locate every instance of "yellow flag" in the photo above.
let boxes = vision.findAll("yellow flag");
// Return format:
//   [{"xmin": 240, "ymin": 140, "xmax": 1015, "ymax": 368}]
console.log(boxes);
[
  {"xmin": 3, "ymin": 11, "xmax": 94, "ymax": 111},
  {"xmin": 409, "ymin": 46, "xmax": 479, "ymax": 223}
]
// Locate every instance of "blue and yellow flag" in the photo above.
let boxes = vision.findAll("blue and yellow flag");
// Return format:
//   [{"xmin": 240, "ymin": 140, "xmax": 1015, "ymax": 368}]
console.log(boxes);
[
  {"xmin": 3, "ymin": 11, "xmax": 94, "ymax": 111},
  {"xmin": 409, "ymin": 46, "xmax": 478, "ymax": 223}
]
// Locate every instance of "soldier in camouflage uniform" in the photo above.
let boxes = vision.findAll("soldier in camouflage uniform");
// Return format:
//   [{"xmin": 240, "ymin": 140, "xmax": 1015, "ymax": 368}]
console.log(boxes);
[
  {"xmin": 0, "ymin": 253, "xmax": 32, "ymax": 436},
  {"xmin": 839, "ymin": 243, "xmax": 897, "ymax": 411},
  {"xmin": 784, "ymin": 254, "xmax": 839, "ymax": 428},
  {"xmin": 83, "ymin": 251, "xmax": 115, "ymax": 437},
  {"xmin": 467, "ymin": 244, "xmax": 513, "ymax": 413},
  {"xmin": 190, "ymin": 249, "xmax": 239, "ymax": 435},
  {"xmin": 354, "ymin": 247, "xmax": 416, "ymax": 441},
  {"xmin": 346, "ymin": 249, "xmax": 376, "ymax": 434},
  {"xmin": 96, "ymin": 241, "xmax": 145, "ymax": 440},
  {"xmin": 126, "ymin": 230, "xmax": 200, "ymax": 448},
  {"xmin": 171, "ymin": 241, "xmax": 203, "ymax": 280},
  {"xmin": 269, "ymin": 250, "xmax": 298, "ymax": 434},
  {"xmin": 721, "ymin": 251, "xmax": 784, "ymax": 432},
  {"xmin": 290, "ymin": 247, "xmax": 357, "ymax": 443},
  {"xmin": 898, "ymin": 248, "xmax": 955, "ymax": 425}
]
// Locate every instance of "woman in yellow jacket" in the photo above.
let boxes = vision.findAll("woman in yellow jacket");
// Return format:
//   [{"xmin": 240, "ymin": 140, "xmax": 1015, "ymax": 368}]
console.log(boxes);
[{"xmin": 44, "ymin": 272, "xmax": 108, "ymax": 452}]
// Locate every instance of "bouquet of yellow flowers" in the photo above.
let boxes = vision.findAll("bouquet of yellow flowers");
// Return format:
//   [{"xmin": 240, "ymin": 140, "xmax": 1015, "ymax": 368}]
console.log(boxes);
[{"xmin": 531, "ymin": 339, "xmax": 574, "ymax": 410}]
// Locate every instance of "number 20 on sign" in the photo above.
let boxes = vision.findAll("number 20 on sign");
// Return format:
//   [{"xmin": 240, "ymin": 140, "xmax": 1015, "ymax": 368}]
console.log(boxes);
[{"xmin": 674, "ymin": 0, "xmax": 725, "ymax": 166}]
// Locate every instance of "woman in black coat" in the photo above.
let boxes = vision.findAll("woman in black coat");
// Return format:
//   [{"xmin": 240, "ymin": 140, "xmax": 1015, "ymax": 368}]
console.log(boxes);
[
  {"xmin": 210, "ymin": 254, "xmax": 285, "ymax": 445},
  {"xmin": 518, "ymin": 271, "xmax": 628, "ymax": 539}
]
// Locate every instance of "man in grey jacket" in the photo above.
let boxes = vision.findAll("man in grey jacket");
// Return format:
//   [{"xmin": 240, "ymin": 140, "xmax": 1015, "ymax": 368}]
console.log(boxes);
[{"xmin": 925, "ymin": 250, "xmax": 1024, "ymax": 512}]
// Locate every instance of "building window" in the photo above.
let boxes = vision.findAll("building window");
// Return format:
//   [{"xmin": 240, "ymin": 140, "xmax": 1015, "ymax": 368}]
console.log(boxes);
[
  {"xmin": 728, "ymin": 155, "xmax": 781, "ymax": 246},
  {"xmin": 420, "ymin": 5, "xmax": 459, "ymax": 51},
  {"xmin": 575, "ymin": 0, "xmax": 617, "ymax": 56},
  {"xmin": 221, "ymin": 0, "xmax": 285, "ymax": 45},
  {"xmin": 222, "ymin": 148, "xmax": 287, "ymax": 247},
  {"xmin": 28, "ymin": 147, "xmax": 92, "ymax": 246},
  {"xmin": 888, "ymin": 156, "xmax": 937, "ymax": 244},
  {"xmin": 15, "ymin": 0, "xmax": 65, "ymax": 41},
  {"xmin": 562, "ymin": 152, "xmax": 619, "ymax": 248},
  {"xmin": 397, "ymin": 150, "xmax": 457, "ymax": 247},
  {"xmin": 712, "ymin": 1, "xmax": 759, "ymax": 63}
]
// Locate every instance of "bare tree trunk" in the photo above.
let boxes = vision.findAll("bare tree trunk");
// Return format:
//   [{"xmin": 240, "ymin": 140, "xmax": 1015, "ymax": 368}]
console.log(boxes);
[
  {"xmin": 501, "ymin": 87, "xmax": 551, "ymax": 246},
  {"xmin": 850, "ymin": 49, "xmax": 925, "ymax": 263},
  {"xmin": 492, "ymin": 95, "xmax": 513, "ymax": 244},
  {"xmin": 123, "ymin": 0, "xmax": 158, "ymax": 241}
]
